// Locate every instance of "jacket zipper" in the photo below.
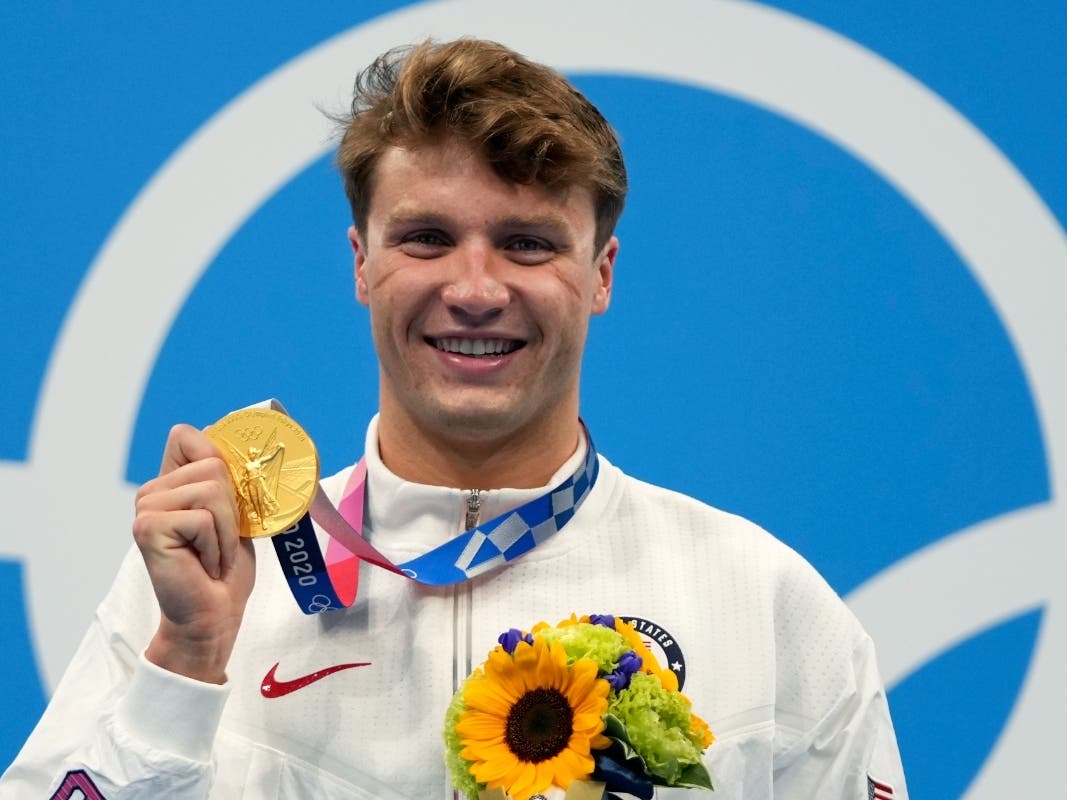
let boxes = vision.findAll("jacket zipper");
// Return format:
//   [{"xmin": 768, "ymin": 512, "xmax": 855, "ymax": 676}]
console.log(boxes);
[
  {"xmin": 459, "ymin": 487, "xmax": 479, "ymax": 681},
  {"xmin": 464, "ymin": 488, "xmax": 482, "ymax": 531},
  {"xmin": 449, "ymin": 489, "xmax": 480, "ymax": 798}
]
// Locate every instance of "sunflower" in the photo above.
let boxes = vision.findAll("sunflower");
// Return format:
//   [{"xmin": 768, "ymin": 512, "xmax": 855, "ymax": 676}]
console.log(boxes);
[{"xmin": 456, "ymin": 637, "xmax": 610, "ymax": 800}]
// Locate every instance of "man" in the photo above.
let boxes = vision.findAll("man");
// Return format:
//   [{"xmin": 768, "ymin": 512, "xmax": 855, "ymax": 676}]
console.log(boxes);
[{"xmin": 1, "ymin": 39, "xmax": 908, "ymax": 798}]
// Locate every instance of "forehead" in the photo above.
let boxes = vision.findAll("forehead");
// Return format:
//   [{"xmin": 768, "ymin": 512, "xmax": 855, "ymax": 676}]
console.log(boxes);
[{"xmin": 366, "ymin": 138, "xmax": 596, "ymax": 231}]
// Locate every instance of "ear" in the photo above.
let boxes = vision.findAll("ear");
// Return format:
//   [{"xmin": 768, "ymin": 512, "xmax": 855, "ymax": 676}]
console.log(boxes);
[
  {"xmin": 349, "ymin": 225, "xmax": 370, "ymax": 306},
  {"xmin": 591, "ymin": 236, "xmax": 618, "ymax": 315}
]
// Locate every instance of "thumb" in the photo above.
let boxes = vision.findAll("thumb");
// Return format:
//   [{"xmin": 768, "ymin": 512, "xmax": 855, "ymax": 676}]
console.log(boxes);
[{"xmin": 159, "ymin": 423, "xmax": 224, "ymax": 476}]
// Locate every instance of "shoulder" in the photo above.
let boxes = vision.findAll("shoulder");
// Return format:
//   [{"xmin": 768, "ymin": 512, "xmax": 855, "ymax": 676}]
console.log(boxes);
[
  {"xmin": 598, "ymin": 460, "xmax": 882, "ymax": 720},
  {"xmin": 602, "ymin": 457, "xmax": 823, "ymax": 583},
  {"xmin": 602, "ymin": 456, "xmax": 868, "ymax": 653}
]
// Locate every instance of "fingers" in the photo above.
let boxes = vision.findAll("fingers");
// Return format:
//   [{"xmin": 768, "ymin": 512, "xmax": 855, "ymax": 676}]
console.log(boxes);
[
  {"xmin": 135, "ymin": 508, "xmax": 226, "ymax": 579},
  {"xmin": 139, "ymin": 457, "xmax": 238, "ymax": 514},
  {"xmin": 159, "ymin": 423, "xmax": 223, "ymax": 476},
  {"xmin": 135, "ymin": 480, "xmax": 242, "ymax": 571},
  {"xmin": 135, "ymin": 428, "xmax": 243, "ymax": 580}
]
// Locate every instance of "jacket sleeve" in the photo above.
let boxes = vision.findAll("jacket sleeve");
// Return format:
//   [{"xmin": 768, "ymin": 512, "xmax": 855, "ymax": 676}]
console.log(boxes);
[
  {"xmin": 0, "ymin": 547, "xmax": 230, "ymax": 799},
  {"xmin": 772, "ymin": 630, "xmax": 910, "ymax": 800}
]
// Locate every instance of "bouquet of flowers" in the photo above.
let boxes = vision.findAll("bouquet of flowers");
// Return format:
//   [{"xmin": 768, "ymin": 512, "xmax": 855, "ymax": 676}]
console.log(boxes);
[{"xmin": 444, "ymin": 614, "xmax": 714, "ymax": 800}]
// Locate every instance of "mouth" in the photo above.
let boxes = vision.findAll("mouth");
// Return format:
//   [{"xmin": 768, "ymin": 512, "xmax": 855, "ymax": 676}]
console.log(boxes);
[{"xmin": 428, "ymin": 337, "xmax": 525, "ymax": 357}]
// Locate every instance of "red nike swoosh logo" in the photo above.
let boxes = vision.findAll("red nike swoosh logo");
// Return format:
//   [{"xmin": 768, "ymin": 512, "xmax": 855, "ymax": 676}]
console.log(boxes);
[{"xmin": 260, "ymin": 661, "xmax": 371, "ymax": 698}]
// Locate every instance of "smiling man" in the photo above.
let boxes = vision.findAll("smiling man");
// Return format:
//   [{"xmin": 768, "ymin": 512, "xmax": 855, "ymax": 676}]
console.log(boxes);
[
  {"xmin": 2, "ymin": 39, "xmax": 908, "ymax": 799},
  {"xmin": 352, "ymin": 136, "xmax": 615, "ymax": 488}
]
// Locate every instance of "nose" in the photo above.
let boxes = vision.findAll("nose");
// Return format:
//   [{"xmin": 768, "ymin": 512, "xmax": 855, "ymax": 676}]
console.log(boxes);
[{"xmin": 441, "ymin": 241, "xmax": 510, "ymax": 322}]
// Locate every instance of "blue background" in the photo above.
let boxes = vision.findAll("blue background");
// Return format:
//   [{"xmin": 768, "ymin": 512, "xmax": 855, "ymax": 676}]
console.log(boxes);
[{"xmin": 3, "ymin": 3, "xmax": 1064, "ymax": 796}]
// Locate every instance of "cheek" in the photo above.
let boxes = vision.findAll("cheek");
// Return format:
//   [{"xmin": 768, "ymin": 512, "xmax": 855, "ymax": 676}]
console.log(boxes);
[
  {"xmin": 366, "ymin": 268, "xmax": 430, "ymax": 335},
  {"xmin": 558, "ymin": 259, "xmax": 604, "ymax": 307},
  {"xmin": 539, "ymin": 297, "xmax": 591, "ymax": 360},
  {"xmin": 536, "ymin": 273, "xmax": 598, "ymax": 334},
  {"xmin": 365, "ymin": 306, "xmax": 390, "ymax": 354}
]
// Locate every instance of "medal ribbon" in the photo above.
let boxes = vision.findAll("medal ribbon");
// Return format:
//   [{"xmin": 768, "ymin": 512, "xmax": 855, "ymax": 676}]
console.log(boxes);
[{"xmin": 267, "ymin": 411, "xmax": 600, "ymax": 615}]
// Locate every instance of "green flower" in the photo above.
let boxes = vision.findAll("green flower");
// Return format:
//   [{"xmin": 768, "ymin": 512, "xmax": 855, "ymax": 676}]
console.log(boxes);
[
  {"xmin": 443, "ymin": 681, "xmax": 482, "ymax": 799},
  {"xmin": 535, "ymin": 621, "xmax": 630, "ymax": 674},
  {"xmin": 606, "ymin": 672, "xmax": 707, "ymax": 784}
]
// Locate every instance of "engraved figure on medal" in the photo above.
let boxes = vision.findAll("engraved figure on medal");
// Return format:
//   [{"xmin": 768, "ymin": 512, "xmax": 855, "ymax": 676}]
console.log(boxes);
[
  {"xmin": 224, "ymin": 431, "xmax": 285, "ymax": 531},
  {"xmin": 207, "ymin": 408, "xmax": 321, "ymax": 538}
]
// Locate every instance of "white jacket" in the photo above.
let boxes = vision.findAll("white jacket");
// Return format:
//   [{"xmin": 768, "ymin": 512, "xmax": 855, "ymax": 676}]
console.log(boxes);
[{"xmin": 2, "ymin": 421, "xmax": 907, "ymax": 799}]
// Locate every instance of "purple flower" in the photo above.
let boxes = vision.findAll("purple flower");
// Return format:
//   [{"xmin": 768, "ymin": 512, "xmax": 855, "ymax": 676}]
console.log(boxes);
[
  {"xmin": 618, "ymin": 650, "xmax": 643, "ymax": 674},
  {"xmin": 606, "ymin": 650, "xmax": 643, "ymax": 691},
  {"xmin": 589, "ymin": 614, "xmax": 616, "ymax": 629},
  {"xmin": 498, "ymin": 628, "xmax": 533, "ymax": 654}
]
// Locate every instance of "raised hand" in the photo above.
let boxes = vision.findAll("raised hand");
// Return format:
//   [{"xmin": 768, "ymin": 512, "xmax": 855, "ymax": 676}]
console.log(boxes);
[{"xmin": 133, "ymin": 424, "xmax": 256, "ymax": 684}]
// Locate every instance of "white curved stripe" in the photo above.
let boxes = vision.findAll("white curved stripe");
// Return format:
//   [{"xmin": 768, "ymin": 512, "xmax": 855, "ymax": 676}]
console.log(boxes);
[
  {"xmin": 840, "ymin": 501, "xmax": 1067, "ymax": 797},
  {"xmin": 846, "ymin": 503, "xmax": 1065, "ymax": 798},
  {"xmin": 846, "ymin": 504, "xmax": 1061, "ymax": 686},
  {"xmin": 966, "ymin": 603, "xmax": 1063, "ymax": 796}
]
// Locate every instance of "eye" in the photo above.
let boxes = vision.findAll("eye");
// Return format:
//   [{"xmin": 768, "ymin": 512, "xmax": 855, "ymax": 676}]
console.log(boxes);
[
  {"xmin": 409, "ymin": 231, "xmax": 447, "ymax": 245},
  {"xmin": 505, "ymin": 236, "xmax": 555, "ymax": 265},
  {"xmin": 399, "ymin": 230, "xmax": 451, "ymax": 258}
]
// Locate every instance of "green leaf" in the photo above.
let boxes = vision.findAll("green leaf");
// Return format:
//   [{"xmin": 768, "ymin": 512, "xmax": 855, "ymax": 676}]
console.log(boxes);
[
  {"xmin": 602, "ymin": 714, "xmax": 642, "ymax": 763},
  {"xmin": 603, "ymin": 714, "xmax": 629, "ymax": 743},
  {"xmin": 674, "ymin": 761, "xmax": 714, "ymax": 790}
]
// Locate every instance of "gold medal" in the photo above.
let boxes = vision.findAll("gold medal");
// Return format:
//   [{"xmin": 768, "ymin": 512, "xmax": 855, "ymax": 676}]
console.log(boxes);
[{"xmin": 206, "ymin": 408, "xmax": 320, "ymax": 538}]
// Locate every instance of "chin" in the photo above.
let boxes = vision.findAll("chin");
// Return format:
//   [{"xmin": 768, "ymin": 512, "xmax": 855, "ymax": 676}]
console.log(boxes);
[
  {"xmin": 435, "ymin": 408, "xmax": 518, "ymax": 436},
  {"xmin": 422, "ymin": 400, "xmax": 530, "ymax": 440}
]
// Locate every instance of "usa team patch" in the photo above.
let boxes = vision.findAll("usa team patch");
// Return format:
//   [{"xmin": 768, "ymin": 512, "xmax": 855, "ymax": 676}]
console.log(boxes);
[
  {"xmin": 621, "ymin": 616, "xmax": 687, "ymax": 690},
  {"xmin": 868, "ymin": 774, "xmax": 895, "ymax": 799},
  {"xmin": 50, "ymin": 770, "xmax": 105, "ymax": 799}
]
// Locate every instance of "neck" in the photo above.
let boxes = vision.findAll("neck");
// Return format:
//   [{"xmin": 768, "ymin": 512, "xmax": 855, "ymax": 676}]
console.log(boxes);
[{"xmin": 375, "ymin": 411, "xmax": 581, "ymax": 489}]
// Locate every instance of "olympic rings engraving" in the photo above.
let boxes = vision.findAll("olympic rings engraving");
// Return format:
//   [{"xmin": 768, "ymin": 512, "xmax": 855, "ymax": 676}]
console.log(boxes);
[{"xmin": 306, "ymin": 594, "xmax": 333, "ymax": 614}]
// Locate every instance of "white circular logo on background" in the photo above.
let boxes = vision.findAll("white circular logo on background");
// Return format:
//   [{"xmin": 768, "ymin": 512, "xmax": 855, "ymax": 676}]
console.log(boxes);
[{"xmin": 2, "ymin": 1, "xmax": 1063, "ymax": 795}]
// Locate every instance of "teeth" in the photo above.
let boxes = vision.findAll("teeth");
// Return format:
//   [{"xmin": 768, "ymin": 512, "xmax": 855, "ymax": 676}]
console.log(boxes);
[{"xmin": 434, "ymin": 338, "xmax": 518, "ymax": 356}]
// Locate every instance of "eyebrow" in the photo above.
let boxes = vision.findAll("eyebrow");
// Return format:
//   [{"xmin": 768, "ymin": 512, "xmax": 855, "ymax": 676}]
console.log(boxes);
[
  {"xmin": 381, "ymin": 210, "xmax": 451, "ymax": 229},
  {"xmin": 493, "ymin": 214, "xmax": 574, "ymax": 235},
  {"xmin": 381, "ymin": 210, "xmax": 577, "ymax": 239}
]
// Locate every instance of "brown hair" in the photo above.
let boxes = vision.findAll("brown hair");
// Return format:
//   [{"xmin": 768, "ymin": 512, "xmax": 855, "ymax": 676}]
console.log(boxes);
[{"xmin": 336, "ymin": 38, "xmax": 627, "ymax": 252}]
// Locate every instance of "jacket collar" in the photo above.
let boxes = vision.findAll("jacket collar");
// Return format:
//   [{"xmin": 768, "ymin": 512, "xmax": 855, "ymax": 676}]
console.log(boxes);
[{"xmin": 360, "ymin": 415, "xmax": 590, "ymax": 559}]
